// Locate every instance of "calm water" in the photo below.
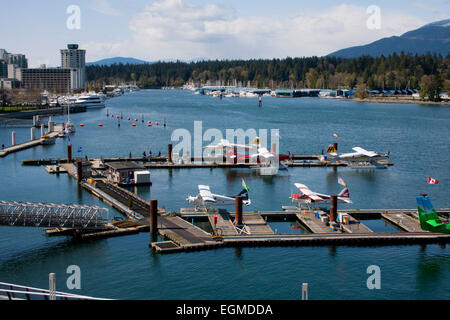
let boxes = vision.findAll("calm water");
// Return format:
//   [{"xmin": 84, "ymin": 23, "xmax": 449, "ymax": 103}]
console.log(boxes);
[{"xmin": 0, "ymin": 90, "xmax": 449, "ymax": 300}]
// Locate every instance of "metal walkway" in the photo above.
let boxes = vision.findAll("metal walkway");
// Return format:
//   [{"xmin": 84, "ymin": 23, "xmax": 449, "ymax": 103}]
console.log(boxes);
[{"xmin": 0, "ymin": 201, "xmax": 108, "ymax": 230}]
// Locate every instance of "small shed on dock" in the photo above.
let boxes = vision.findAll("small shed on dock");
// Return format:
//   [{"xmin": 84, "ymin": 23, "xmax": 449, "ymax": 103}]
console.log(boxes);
[{"xmin": 105, "ymin": 161, "xmax": 151, "ymax": 185}]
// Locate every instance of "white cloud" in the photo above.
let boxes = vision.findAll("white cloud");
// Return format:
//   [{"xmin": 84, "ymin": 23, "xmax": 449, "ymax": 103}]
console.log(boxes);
[
  {"xmin": 84, "ymin": 0, "xmax": 425, "ymax": 62},
  {"xmin": 90, "ymin": 0, "xmax": 121, "ymax": 16}
]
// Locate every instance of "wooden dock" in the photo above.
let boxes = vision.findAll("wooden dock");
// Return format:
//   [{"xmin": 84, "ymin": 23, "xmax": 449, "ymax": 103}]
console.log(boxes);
[
  {"xmin": 341, "ymin": 215, "xmax": 374, "ymax": 234},
  {"xmin": 0, "ymin": 125, "xmax": 63, "ymax": 158},
  {"xmin": 157, "ymin": 215, "xmax": 220, "ymax": 250},
  {"xmin": 381, "ymin": 212, "xmax": 424, "ymax": 232},
  {"xmin": 206, "ymin": 212, "xmax": 274, "ymax": 237},
  {"xmin": 296, "ymin": 211, "xmax": 338, "ymax": 234}
]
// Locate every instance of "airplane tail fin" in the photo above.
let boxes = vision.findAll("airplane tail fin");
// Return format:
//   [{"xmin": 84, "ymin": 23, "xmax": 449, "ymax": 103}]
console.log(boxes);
[
  {"xmin": 416, "ymin": 194, "xmax": 443, "ymax": 230},
  {"xmin": 250, "ymin": 137, "xmax": 261, "ymax": 146},
  {"xmin": 236, "ymin": 189, "xmax": 250, "ymax": 201},
  {"xmin": 338, "ymin": 188, "xmax": 350, "ymax": 198},
  {"xmin": 326, "ymin": 144, "xmax": 338, "ymax": 155}
]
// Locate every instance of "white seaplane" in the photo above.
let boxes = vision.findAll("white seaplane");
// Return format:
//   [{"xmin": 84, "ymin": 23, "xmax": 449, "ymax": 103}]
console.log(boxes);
[
  {"xmin": 326, "ymin": 145, "xmax": 389, "ymax": 169},
  {"xmin": 187, "ymin": 183, "xmax": 251, "ymax": 210},
  {"xmin": 291, "ymin": 183, "xmax": 352, "ymax": 209}
]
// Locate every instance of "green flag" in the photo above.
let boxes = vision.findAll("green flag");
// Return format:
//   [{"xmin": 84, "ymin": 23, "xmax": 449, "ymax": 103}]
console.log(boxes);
[{"xmin": 242, "ymin": 179, "xmax": 250, "ymax": 191}]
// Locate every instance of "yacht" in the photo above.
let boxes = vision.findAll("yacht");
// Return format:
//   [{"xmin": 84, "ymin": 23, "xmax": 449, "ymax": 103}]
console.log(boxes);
[{"xmin": 75, "ymin": 94, "xmax": 106, "ymax": 109}]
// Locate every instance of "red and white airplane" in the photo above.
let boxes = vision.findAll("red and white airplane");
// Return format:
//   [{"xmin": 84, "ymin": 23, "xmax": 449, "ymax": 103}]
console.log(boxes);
[
  {"xmin": 205, "ymin": 137, "xmax": 290, "ymax": 162},
  {"xmin": 291, "ymin": 183, "xmax": 352, "ymax": 204}
]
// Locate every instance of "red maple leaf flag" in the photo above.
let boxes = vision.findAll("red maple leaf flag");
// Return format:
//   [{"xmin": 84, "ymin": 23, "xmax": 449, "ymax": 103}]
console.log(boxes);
[{"xmin": 428, "ymin": 176, "xmax": 439, "ymax": 185}]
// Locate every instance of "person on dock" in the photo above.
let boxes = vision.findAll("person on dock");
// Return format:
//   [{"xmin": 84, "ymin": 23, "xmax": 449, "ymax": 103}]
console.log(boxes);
[
  {"xmin": 129, "ymin": 152, "xmax": 132, "ymax": 159},
  {"xmin": 143, "ymin": 151, "xmax": 146, "ymax": 158},
  {"xmin": 1, "ymin": 144, "xmax": 4, "ymax": 149},
  {"xmin": 149, "ymin": 150, "xmax": 152, "ymax": 157},
  {"xmin": 158, "ymin": 151, "xmax": 161, "ymax": 157}
]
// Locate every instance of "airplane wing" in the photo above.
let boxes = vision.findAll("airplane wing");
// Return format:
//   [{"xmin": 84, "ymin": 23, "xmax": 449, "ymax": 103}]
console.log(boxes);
[
  {"xmin": 204, "ymin": 139, "xmax": 231, "ymax": 149},
  {"xmin": 249, "ymin": 147, "xmax": 275, "ymax": 159},
  {"xmin": 352, "ymin": 147, "xmax": 378, "ymax": 157},
  {"xmin": 294, "ymin": 183, "xmax": 324, "ymax": 201},
  {"xmin": 198, "ymin": 185, "xmax": 215, "ymax": 203}
]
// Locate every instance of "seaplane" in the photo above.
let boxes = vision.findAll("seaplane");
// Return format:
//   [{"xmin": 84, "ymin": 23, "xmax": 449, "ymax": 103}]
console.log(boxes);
[
  {"xmin": 291, "ymin": 183, "xmax": 352, "ymax": 209},
  {"xmin": 187, "ymin": 182, "xmax": 251, "ymax": 210},
  {"xmin": 326, "ymin": 145, "xmax": 389, "ymax": 169},
  {"xmin": 205, "ymin": 137, "xmax": 290, "ymax": 162}
]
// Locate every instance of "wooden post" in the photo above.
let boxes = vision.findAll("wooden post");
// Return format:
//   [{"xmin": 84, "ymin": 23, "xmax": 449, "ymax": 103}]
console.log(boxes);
[
  {"xmin": 11, "ymin": 131, "xmax": 16, "ymax": 146},
  {"xmin": 302, "ymin": 283, "xmax": 308, "ymax": 300},
  {"xmin": 76, "ymin": 160, "xmax": 83, "ymax": 182},
  {"xmin": 329, "ymin": 195, "xmax": 337, "ymax": 222},
  {"xmin": 168, "ymin": 144, "xmax": 173, "ymax": 163},
  {"xmin": 235, "ymin": 196, "xmax": 243, "ymax": 226},
  {"xmin": 49, "ymin": 273, "xmax": 56, "ymax": 301},
  {"xmin": 67, "ymin": 144, "xmax": 72, "ymax": 163},
  {"xmin": 150, "ymin": 199, "xmax": 158, "ymax": 237}
]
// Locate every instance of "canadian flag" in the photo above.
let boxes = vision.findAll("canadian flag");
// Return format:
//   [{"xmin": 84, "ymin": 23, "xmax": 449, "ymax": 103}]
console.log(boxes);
[{"xmin": 428, "ymin": 177, "xmax": 439, "ymax": 185}]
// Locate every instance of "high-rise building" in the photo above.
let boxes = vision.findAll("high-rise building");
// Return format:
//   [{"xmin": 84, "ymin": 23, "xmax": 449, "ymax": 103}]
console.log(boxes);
[
  {"xmin": 0, "ymin": 49, "xmax": 9, "ymax": 61},
  {"xmin": 61, "ymin": 44, "xmax": 85, "ymax": 90},
  {"xmin": 7, "ymin": 54, "xmax": 28, "ymax": 69},
  {"xmin": 0, "ymin": 60, "xmax": 7, "ymax": 78}
]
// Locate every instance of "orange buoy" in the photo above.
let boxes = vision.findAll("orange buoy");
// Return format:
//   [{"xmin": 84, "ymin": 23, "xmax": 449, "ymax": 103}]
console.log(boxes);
[
  {"xmin": 155, "ymin": 121, "xmax": 159, "ymax": 126},
  {"xmin": 147, "ymin": 123, "xmax": 152, "ymax": 127},
  {"xmin": 116, "ymin": 116, "xmax": 119, "ymax": 119},
  {"xmin": 127, "ymin": 117, "xmax": 131, "ymax": 120},
  {"xmin": 111, "ymin": 115, "xmax": 114, "ymax": 118},
  {"xmin": 134, "ymin": 118, "xmax": 138, "ymax": 122},
  {"xmin": 98, "ymin": 124, "xmax": 103, "ymax": 127},
  {"xmin": 132, "ymin": 123, "xmax": 136, "ymax": 127},
  {"xmin": 80, "ymin": 124, "xmax": 85, "ymax": 127}
]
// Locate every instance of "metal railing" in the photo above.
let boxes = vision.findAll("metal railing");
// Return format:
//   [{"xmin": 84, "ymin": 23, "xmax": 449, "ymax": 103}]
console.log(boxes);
[
  {"xmin": 0, "ymin": 200, "xmax": 108, "ymax": 230},
  {"xmin": 0, "ymin": 281, "xmax": 111, "ymax": 300}
]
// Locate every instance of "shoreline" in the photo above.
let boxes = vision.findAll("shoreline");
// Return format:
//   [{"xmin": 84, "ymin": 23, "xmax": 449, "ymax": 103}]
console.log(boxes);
[{"xmin": 351, "ymin": 98, "xmax": 450, "ymax": 106}]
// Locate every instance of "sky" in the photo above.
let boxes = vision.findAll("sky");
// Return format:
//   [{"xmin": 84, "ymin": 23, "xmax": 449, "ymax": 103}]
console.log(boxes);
[{"xmin": 1, "ymin": 0, "xmax": 449, "ymax": 67}]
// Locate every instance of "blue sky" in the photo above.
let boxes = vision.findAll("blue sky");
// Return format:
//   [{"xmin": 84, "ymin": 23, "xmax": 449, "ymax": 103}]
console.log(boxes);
[{"xmin": 1, "ymin": 0, "xmax": 448, "ymax": 67}]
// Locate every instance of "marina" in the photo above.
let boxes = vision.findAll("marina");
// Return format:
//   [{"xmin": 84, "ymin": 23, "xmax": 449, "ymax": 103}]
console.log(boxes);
[{"xmin": 1, "ymin": 89, "xmax": 449, "ymax": 300}]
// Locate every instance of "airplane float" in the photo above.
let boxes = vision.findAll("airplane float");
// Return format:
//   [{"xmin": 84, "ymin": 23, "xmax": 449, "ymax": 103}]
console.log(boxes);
[
  {"xmin": 416, "ymin": 194, "xmax": 450, "ymax": 234},
  {"xmin": 187, "ymin": 183, "xmax": 251, "ymax": 210},
  {"xmin": 291, "ymin": 183, "xmax": 352, "ymax": 209},
  {"xmin": 326, "ymin": 145, "xmax": 389, "ymax": 169}
]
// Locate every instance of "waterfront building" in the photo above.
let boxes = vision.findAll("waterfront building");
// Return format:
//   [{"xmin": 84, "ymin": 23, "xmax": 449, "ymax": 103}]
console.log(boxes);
[
  {"xmin": 61, "ymin": 44, "xmax": 86, "ymax": 90},
  {"xmin": 21, "ymin": 68, "xmax": 73, "ymax": 93}
]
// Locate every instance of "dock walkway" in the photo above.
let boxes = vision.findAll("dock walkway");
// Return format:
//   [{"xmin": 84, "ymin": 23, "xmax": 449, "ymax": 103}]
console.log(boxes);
[
  {"xmin": 341, "ymin": 215, "xmax": 374, "ymax": 234},
  {"xmin": 381, "ymin": 212, "xmax": 423, "ymax": 232},
  {"xmin": 0, "ymin": 125, "xmax": 63, "ymax": 158},
  {"xmin": 296, "ymin": 211, "xmax": 337, "ymax": 234}
]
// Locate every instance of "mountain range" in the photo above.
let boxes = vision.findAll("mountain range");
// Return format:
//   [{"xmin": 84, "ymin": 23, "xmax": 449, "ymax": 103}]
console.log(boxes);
[
  {"xmin": 328, "ymin": 19, "xmax": 450, "ymax": 58},
  {"xmin": 86, "ymin": 57, "xmax": 152, "ymax": 66},
  {"xmin": 86, "ymin": 19, "xmax": 450, "ymax": 65}
]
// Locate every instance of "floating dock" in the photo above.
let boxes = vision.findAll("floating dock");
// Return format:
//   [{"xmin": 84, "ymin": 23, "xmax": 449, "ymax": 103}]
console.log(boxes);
[{"xmin": 0, "ymin": 124, "xmax": 63, "ymax": 158}]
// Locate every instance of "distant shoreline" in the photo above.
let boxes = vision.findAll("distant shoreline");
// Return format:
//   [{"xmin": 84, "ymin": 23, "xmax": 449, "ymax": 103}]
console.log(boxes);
[{"xmin": 351, "ymin": 98, "xmax": 450, "ymax": 106}]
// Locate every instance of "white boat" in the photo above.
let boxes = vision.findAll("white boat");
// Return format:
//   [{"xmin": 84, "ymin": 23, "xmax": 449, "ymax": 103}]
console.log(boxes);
[{"xmin": 75, "ymin": 94, "xmax": 106, "ymax": 109}]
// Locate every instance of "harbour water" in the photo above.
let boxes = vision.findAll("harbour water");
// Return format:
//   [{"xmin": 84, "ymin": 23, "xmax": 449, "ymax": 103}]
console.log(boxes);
[{"xmin": 0, "ymin": 90, "xmax": 449, "ymax": 299}]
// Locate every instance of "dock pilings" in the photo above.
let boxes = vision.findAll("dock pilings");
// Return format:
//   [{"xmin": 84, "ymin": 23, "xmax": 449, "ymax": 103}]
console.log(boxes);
[
  {"xmin": 235, "ymin": 196, "xmax": 243, "ymax": 226},
  {"xmin": 150, "ymin": 199, "xmax": 158, "ymax": 240},
  {"xmin": 329, "ymin": 195, "xmax": 338, "ymax": 222}
]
